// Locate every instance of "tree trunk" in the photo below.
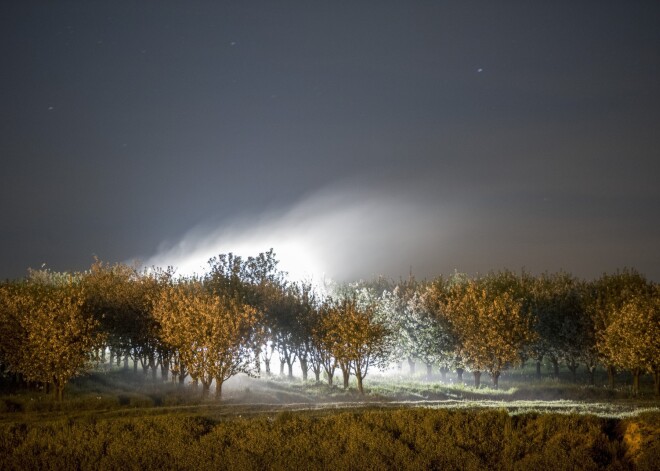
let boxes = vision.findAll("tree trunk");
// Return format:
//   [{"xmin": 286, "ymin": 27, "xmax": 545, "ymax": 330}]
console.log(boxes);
[
  {"xmin": 300, "ymin": 358, "xmax": 308, "ymax": 381},
  {"xmin": 440, "ymin": 367, "xmax": 448, "ymax": 382},
  {"xmin": 473, "ymin": 371, "xmax": 481, "ymax": 389},
  {"xmin": 632, "ymin": 369, "xmax": 640, "ymax": 396},
  {"xmin": 140, "ymin": 356, "xmax": 149, "ymax": 375},
  {"xmin": 654, "ymin": 369, "xmax": 659, "ymax": 396},
  {"xmin": 356, "ymin": 373, "xmax": 364, "ymax": 394},
  {"xmin": 551, "ymin": 358, "xmax": 559, "ymax": 378},
  {"xmin": 264, "ymin": 357, "xmax": 271, "ymax": 376},
  {"xmin": 408, "ymin": 357, "xmax": 416, "ymax": 376},
  {"xmin": 588, "ymin": 366, "xmax": 596, "ymax": 386},
  {"xmin": 311, "ymin": 363, "xmax": 321, "ymax": 383},
  {"xmin": 567, "ymin": 363, "xmax": 578, "ymax": 383},
  {"xmin": 426, "ymin": 363, "xmax": 433, "ymax": 381},
  {"xmin": 160, "ymin": 360, "xmax": 169, "ymax": 381},
  {"xmin": 607, "ymin": 365, "xmax": 616, "ymax": 389},
  {"xmin": 536, "ymin": 360, "xmax": 542, "ymax": 379},
  {"xmin": 326, "ymin": 368, "xmax": 334, "ymax": 386},
  {"xmin": 491, "ymin": 371, "xmax": 500, "ymax": 389},
  {"xmin": 123, "ymin": 355, "xmax": 129, "ymax": 370},
  {"xmin": 215, "ymin": 378, "xmax": 224, "ymax": 399},
  {"xmin": 287, "ymin": 360, "xmax": 294, "ymax": 379},
  {"xmin": 53, "ymin": 378, "xmax": 64, "ymax": 402},
  {"xmin": 341, "ymin": 365, "xmax": 349, "ymax": 389},
  {"xmin": 456, "ymin": 368, "xmax": 464, "ymax": 382},
  {"xmin": 201, "ymin": 380, "xmax": 210, "ymax": 399},
  {"xmin": 279, "ymin": 360, "xmax": 285, "ymax": 376}
]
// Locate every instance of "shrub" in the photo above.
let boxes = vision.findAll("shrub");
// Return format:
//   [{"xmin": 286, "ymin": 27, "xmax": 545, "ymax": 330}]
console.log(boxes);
[{"xmin": 0, "ymin": 409, "xmax": 656, "ymax": 470}]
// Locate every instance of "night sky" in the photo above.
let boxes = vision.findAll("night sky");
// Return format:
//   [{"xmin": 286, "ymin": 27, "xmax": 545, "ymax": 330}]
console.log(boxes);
[{"xmin": 2, "ymin": 1, "xmax": 659, "ymax": 282}]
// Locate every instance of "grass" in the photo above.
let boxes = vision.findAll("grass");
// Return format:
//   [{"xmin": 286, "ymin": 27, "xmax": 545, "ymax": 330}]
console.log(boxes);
[
  {"xmin": 0, "ymin": 406, "xmax": 658, "ymax": 470},
  {"xmin": 0, "ymin": 367, "xmax": 658, "ymax": 470},
  {"xmin": 1, "ymin": 365, "xmax": 657, "ymax": 422}
]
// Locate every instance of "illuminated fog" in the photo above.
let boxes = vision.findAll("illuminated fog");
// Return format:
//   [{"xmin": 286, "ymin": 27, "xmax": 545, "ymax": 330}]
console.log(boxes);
[{"xmin": 143, "ymin": 184, "xmax": 453, "ymax": 283}]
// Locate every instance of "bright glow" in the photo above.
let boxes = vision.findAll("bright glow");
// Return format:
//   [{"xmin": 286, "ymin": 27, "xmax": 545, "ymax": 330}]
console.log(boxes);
[
  {"xmin": 153, "ymin": 222, "xmax": 327, "ymax": 284},
  {"xmin": 142, "ymin": 185, "xmax": 451, "ymax": 284}
]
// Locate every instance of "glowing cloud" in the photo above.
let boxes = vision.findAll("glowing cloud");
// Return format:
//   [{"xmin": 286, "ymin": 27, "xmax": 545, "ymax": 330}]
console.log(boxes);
[{"xmin": 143, "ymin": 184, "xmax": 451, "ymax": 283}]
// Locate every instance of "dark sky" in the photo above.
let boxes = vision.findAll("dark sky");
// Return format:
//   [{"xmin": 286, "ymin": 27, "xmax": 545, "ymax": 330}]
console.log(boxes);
[{"xmin": 2, "ymin": 1, "xmax": 659, "ymax": 282}]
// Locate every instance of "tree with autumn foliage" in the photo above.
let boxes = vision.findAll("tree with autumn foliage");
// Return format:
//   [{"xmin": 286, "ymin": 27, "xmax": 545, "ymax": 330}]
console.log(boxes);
[
  {"xmin": 586, "ymin": 268, "xmax": 655, "ymax": 389},
  {"xmin": 316, "ymin": 296, "xmax": 391, "ymax": 394},
  {"xmin": 0, "ymin": 272, "xmax": 105, "ymax": 400},
  {"xmin": 444, "ymin": 274, "xmax": 536, "ymax": 389},
  {"xmin": 597, "ymin": 287, "xmax": 659, "ymax": 396},
  {"xmin": 151, "ymin": 280, "xmax": 260, "ymax": 398},
  {"xmin": 424, "ymin": 274, "xmax": 468, "ymax": 381}
]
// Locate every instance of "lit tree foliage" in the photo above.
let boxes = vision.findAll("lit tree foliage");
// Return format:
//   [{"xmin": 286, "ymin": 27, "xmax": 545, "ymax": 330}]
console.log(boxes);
[
  {"xmin": 0, "ymin": 285, "xmax": 24, "ymax": 379},
  {"xmin": 312, "ymin": 302, "xmax": 338, "ymax": 386},
  {"xmin": 587, "ymin": 268, "xmax": 654, "ymax": 388},
  {"xmin": 3, "ymin": 254, "xmax": 658, "ymax": 401},
  {"xmin": 82, "ymin": 259, "xmax": 168, "ymax": 376},
  {"xmin": 444, "ymin": 275, "xmax": 536, "ymax": 389},
  {"xmin": 152, "ymin": 281, "xmax": 260, "ymax": 398},
  {"xmin": 597, "ymin": 289, "xmax": 659, "ymax": 396},
  {"xmin": 0, "ymin": 277, "xmax": 104, "ymax": 400},
  {"xmin": 318, "ymin": 297, "xmax": 391, "ymax": 394},
  {"xmin": 348, "ymin": 280, "xmax": 420, "ymax": 374},
  {"xmin": 424, "ymin": 274, "xmax": 468, "ymax": 381},
  {"xmin": 405, "ymin": 289, "xmax": 457, "ymax": 380}
]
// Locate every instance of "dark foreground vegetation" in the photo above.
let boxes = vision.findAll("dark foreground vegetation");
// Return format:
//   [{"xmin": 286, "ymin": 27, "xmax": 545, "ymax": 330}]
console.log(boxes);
[
  {"xmin": 1, "ymin": 407, "xmax": 658, "ymax": 470},
  {"xmin": 1, "ymin": 368, "xmax": 659, "ymax": 470}
]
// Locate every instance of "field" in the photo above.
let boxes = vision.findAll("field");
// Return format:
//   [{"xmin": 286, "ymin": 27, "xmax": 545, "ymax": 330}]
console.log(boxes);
[{"xmin": 1, "ymin": 366, "xmax": 658, "ymax": 470}]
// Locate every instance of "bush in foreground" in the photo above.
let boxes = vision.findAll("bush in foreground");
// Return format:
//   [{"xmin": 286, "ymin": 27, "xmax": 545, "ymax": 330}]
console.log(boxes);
[{"xmin": 0, "ymin": 409, "xmax": 658, "ymax": 470}]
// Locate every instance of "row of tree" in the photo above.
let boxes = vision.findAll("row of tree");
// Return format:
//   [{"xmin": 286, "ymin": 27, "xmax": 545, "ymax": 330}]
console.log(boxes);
[{"xmin": 0, "ymin": 251, "xmax": 658, "ymax": 399}]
